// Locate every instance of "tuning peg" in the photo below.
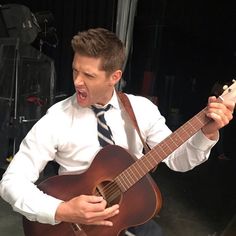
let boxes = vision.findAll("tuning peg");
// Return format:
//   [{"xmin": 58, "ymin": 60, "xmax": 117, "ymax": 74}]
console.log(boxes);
[
  {"xmin": 232, "ymin": 79, "xmax": 236, "ymax": 83},
  {"xmin": 223, "ymin": 85, "xmax": 228, "ymax": 90}
]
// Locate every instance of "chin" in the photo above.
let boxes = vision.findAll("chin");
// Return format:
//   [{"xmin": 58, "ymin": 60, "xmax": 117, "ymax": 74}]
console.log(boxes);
[{"xmin": 76, "ymin": 98, "xmax": 90, "ymax": 107}]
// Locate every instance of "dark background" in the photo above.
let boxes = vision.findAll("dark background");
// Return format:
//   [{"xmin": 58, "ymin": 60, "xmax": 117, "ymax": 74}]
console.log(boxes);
[
  {"xmin": 0, "ymin": 0, "xmax": 117, "ymax": 95},
  {"xmin": 1, "ymin": 0, "xmax": 236, "ymax": 104},
  {"xmin": 1, "ymin": 0, "xmax": 236, "ymax": 118}
]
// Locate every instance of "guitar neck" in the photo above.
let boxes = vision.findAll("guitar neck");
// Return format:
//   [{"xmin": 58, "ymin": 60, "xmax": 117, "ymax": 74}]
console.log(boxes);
[{"xmin": 115, "ymin": 107, "xmax": 210, "ymax": 192}]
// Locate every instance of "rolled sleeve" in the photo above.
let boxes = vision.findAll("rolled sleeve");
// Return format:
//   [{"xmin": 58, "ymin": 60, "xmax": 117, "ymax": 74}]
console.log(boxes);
[
  {"xmin": 189, "ymin": 130, "xmax": 218, "ymax": 151},
  {"xmin": 164, "ymin": 130, "xmax": 218, "ymax": 172}
]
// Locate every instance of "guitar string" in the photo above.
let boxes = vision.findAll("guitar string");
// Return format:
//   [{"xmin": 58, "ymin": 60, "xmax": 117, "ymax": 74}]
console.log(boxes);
[
  {"xmin": 95, "ymin": 124, "xmax": 196, "ymax": 202},
  {"xmin": 93, "ymin": 181, "xmax": 121, "ymax": 203},
  {"xmin": 90, "ymin": 152, "xmax": 158, "ymax": 203},
  {"xmin": 91, "ymin": 108, "xmax": 208, "ymax": 203},
  {"xmin": 92, "ymin": 135, "xmax": 185, "ymax": 203},
  {"xmin": 94, "ymin": 129, "xmax": 203, "ymax": 203}
]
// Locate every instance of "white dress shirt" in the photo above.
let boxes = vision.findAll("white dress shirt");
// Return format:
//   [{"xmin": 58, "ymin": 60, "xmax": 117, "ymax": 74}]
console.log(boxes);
[{"xmin": 0, "ymin": 91, "xmax": 217, "ymax": 224}]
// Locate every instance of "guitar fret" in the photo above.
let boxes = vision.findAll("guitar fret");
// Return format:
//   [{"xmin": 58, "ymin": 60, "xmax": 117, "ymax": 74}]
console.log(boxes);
[
  {"xmin": 126, "ymin": 167, "xmax": 138, "ymax": 184},
  {"xmin": 150, "ymin": 151, "xmax": 162, "ymax": 163},
  {"xmin": 115, "ymin": 175, "xmax": 127, "ymax": 192},
  {"xmin": 187, "ymin": 120, "xmax": 198, "ymax": 132},
  {"xmin": 181, "ymin": 123, "xmax": 192, "ymax": 135},
  {"xmin": 169, "ymin": 135, "xmax": 179, "ymax": 147},
  {"xmin": 123, "ymin": 168, "xmax": 135, "ymax": 187},
  {"xmin": 119, "ymin": 160, "xmax": 147, "ymax": 191},
  {"xmin": 189, "ymin": 119, "xmax": 197, "ymax": 127},
  {"xmin": 145, "ymin": 153, "xmax": 155, "ymax": 169},
  {"xmin": 144, "ymin": 152, "xmax": 158, "ymax": 170},
  {"xmin": 132, "ymin": 162, "xmax": 146, "ymax": 179},
  {"xmin": 121, "ymin": 167, "xmax": 138, "ymax": 190},
  {"xmin": 119, "ymin": 172, "xmax": 130, "ymax": 191},
  {"xmin": 174, "ymin": 131, "xmax": 184, "ymax": 143},
  {"xmin": 147, "ymin": 150, "xmax": 162, "ymax": 166},
  {"xmin": 131, "ymin": 164, "xmax": 141, "ymax": 181},
  {"xmin": 166, "ymin": 138, "xmax": 177, "ymax": 152},
  {"xmin": 140, "ymin": 159, "xmax": 150, "ymax": 172},
  {"xmin": 158, "ymin": 143, "xmax": 169, "ymax": 156}
]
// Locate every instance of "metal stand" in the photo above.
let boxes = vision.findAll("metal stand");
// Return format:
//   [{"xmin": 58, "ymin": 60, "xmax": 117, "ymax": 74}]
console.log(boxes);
[
  {"xmin": 0, "ymin": 4, "xmax": 56, "ymax": 165},
  {"xmin": 12, "ymin": 37, "xmax": 20, "ymax": 156},
  {"xmin": 0, "ymin": 37, "xmax": 21, "ymax": 162},
  {"xmin": 0, "ymin": 38, "xmax": 56, "ymax": 164}
]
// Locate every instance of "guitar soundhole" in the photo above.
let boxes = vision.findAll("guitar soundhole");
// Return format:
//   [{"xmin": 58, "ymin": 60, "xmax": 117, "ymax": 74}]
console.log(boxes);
[{"xmin": 95, "ymin": 180, "xmax": 122, "ymax": 207}]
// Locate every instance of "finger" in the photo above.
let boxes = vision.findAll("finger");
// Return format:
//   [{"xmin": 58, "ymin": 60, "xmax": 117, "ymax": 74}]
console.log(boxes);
[
  {"xmin": 75, "ymin": 195, "xmax": 107, "ymax": 214},
  {"xmin": 87, "ymin": 208, "xmax": 119, "ymax": 225},
  {"xmin": 90, "ymin": 219, "xmax": 114, "ymax": 227},
  {"xmin": 86, "ymin": 199, "xmax": 107, "ymax": 212},
  {"xmin": 94, "ymin": 204, "xmax": 119, "ymax": 217},
  {"xmin": 208, "ymin": 112, "xmax": 226, "ymax": 126},
  {"xmin": 102, "ymin": 205, "xmax": 119, "ymax": 218},
  {"xmin": 208, "ymin": 96, "xmax": 218, "ymax": 103},
  {"xmin": 86, "ymin": 204, "xmax": 119, "ymax": 222},
  {"xmin": 92, "ymin": 209, "xmax": 119, "ymax": 226},
  {"xmin": 206, "ymin": 109, "xmax": 231, "ymax": 129},
  {"xmin": 209, "ymin": 95, "xmax": 235, "ymax": 114},
  {"xmin": 83, "ymin": 195, "xmax": 104, "ymax": 203},
  {"xmin": 208, "ymin": 100, "xmax": 233, "ymax": 119}
]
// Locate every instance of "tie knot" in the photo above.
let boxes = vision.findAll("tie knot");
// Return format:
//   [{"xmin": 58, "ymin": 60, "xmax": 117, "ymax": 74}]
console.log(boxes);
[{"xmin": 91, "ymin": 104, "xmax": 112, "ymax": 117}]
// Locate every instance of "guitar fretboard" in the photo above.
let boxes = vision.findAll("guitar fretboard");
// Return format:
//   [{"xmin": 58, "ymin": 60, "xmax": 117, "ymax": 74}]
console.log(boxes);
[{"xmin": 115, "ymin": 107, "xmax": 210, "ymax": 192}]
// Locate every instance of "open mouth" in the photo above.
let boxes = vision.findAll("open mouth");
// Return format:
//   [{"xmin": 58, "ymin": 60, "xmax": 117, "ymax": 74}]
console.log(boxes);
[
  {"xmin": 78, "ymin": 90, "xmax": 87, "ymax": 99},
  {"xmin": 76, "ymin": 89, "xmax": 88, "ymax": 102}
]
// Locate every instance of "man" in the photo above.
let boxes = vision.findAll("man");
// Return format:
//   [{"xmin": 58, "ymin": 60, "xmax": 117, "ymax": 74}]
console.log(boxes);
[{"xmin": 0, "ymin": 28, "xmax": 235, "ymax": 236}]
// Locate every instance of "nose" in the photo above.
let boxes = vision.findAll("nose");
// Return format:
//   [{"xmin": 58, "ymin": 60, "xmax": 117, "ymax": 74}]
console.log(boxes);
[{"xmin": 73, "ymin": 73, "xmax": 84, "ymax": 86}]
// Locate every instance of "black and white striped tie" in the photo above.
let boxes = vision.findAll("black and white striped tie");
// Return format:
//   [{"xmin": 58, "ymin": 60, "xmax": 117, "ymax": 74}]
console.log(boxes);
[{"xmin": 92, "ymin": 104, "xmax": 115, "ymax": 147}]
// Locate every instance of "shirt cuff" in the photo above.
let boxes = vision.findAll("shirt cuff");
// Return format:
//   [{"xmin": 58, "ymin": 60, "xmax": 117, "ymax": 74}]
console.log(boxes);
[
  {"xmin": 37, "ymin": 196, "xmax": 63, "ymax": 225},
  {"xmin": 190, "ymin": 130, "xmax": 218, "ymax": 151}
]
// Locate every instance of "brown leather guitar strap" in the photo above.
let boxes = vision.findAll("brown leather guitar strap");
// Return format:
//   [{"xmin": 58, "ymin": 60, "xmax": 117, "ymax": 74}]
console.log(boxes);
[{"xmin": 117, "ymin": 91, "xmax": 151, "ymax": 155}]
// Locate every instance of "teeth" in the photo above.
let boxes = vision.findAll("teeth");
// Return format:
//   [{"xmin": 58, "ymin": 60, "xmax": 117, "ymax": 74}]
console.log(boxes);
[{"xmin": 78, "ymin": 90, "xmax": 87, "ymax": 99}]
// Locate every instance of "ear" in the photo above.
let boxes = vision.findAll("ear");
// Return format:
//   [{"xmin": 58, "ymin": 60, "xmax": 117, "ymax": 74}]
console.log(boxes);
[{"xmin": 110, "ymin": 70, "xmax": 122, "ymax": 85}]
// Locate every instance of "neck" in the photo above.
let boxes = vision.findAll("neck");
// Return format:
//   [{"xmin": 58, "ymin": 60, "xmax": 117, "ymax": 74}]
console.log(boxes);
[{"xmin": 96, "ymin": 89, "xmax": 114, "ymax": 106}]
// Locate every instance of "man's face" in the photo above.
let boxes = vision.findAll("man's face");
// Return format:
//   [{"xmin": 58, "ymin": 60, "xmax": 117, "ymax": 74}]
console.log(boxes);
[{"xmin": 72, "ymin": 53, "xmax": 121, "ymax": 107}]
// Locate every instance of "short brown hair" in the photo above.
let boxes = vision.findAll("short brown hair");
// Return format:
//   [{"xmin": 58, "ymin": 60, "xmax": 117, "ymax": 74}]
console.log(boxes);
[{"xmin": 71, "ymin": 28, "xmax": 126, "ymax": 74}]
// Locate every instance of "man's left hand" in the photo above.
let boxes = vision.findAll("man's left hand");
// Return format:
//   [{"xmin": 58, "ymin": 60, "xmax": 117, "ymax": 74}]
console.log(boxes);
[{"xmin": 202, "ymin": 96, "xmax": 235, "ymax": 140}]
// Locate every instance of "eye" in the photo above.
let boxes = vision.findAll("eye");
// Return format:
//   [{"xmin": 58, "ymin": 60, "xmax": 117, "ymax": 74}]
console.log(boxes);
[{"xmin": 84, "ymin": 72, "xmax": 95, "ymax": 79}]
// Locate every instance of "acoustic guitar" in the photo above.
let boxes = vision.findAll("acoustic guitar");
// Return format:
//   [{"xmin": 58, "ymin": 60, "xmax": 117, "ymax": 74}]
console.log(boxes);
[{"xmin": 23, "ymin": 81, "xmax": 236, "ymax": 236}]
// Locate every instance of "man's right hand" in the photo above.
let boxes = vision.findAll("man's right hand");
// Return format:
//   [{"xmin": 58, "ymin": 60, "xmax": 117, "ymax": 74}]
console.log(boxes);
[{"xmin": 55, "ymin": 195, "xmax": 119, "ymax": 226}]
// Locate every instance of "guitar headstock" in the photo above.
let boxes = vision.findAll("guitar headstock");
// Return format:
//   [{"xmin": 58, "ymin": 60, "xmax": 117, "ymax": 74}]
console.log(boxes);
[{"xmin": 220, "ymin": 80, "xmax": 236, "ymax": 103}]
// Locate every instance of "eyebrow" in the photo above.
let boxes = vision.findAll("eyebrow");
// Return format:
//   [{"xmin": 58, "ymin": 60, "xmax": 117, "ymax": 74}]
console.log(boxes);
[
  {"xmin": 72, "ymin": 67, "xmax": 97, "ymax": 77},
  {"xmin": 84, "ymin": 71, "xmax": 97, "ymax": 77}
]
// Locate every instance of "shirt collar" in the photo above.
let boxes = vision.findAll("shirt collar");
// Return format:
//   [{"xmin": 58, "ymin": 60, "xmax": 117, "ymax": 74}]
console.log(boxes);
[
  {"xmin": 109, "ymin": 90, "xmax": 120, "ymax": 109},
  {"xmin": 72, "ymin": 89, "xmax": 120, "ymax": 110}
]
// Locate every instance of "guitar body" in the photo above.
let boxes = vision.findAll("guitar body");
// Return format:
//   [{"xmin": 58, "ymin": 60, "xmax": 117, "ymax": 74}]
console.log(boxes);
[{"xmin": 23, "ymin": 145, "xmax": 162, "ymax": 236}]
